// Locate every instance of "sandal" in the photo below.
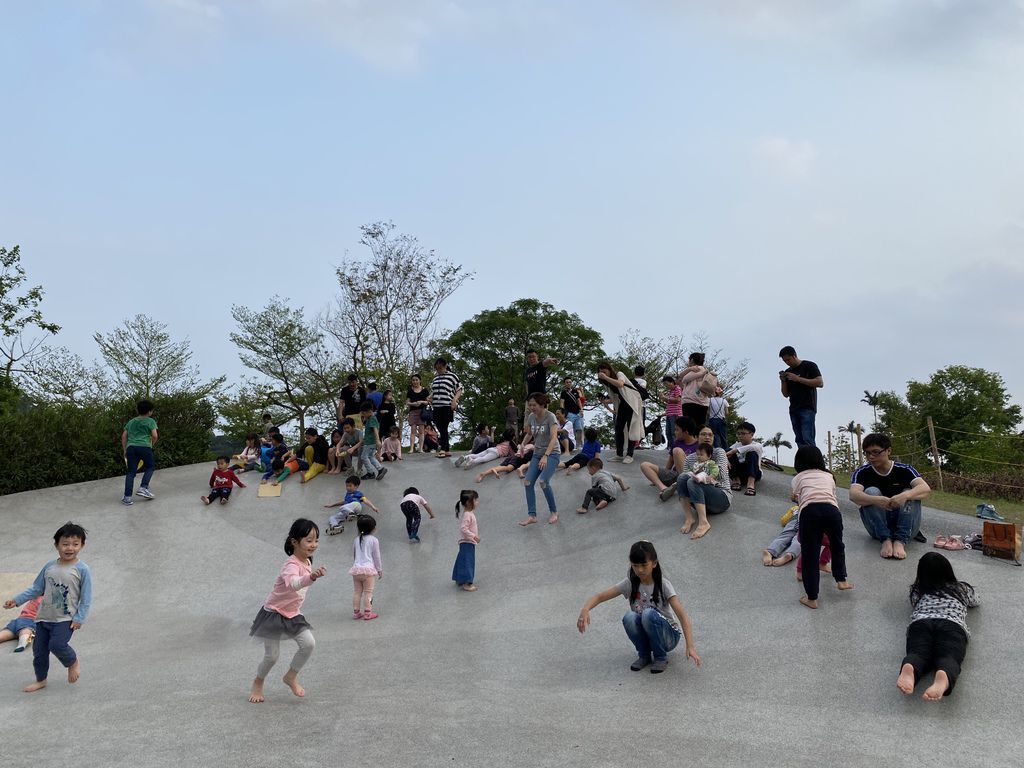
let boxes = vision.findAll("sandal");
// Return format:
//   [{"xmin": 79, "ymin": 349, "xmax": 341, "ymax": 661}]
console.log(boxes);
[
  {"xmin": 933, "ymin": 535, "xmax": 948, "ymax": 548},
  {"xmin": 944, "ymin": 535, "xmax": 965, "ymax": 551},
  {"xmin": 730, "ymin": 482, "xmax": 741, "ymax": 491},
  {"xmin": 744, "ymin": 488, "xmax": 756, "ymax": 496}
]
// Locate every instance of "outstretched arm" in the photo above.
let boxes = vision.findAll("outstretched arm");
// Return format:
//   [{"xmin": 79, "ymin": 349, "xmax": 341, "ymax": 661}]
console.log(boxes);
[{"xmin": 577, "ymin": 586, "xmax": 623, "ymax": 633}]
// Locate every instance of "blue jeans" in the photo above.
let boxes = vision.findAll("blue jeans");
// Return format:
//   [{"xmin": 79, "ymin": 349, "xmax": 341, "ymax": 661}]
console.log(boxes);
[
  {"xmin": 664, "ymin": 416, "xmax": 677, "ymax": 449},
  {"xmin": 676, "ymin": 476, "xmax": 731, "ymax": 514},
  {"xmin": 622, "ymin": 608, "xmax": 680, "ymax": 662},
  {"xmin": 567, "ymin": 412, "xmax": 584, "ymax": 434},
  {"xmin": 708, "ymin": 417, "xmax": 728, "ymax": 449},
  {"xmin": 360, "ymin": 445, "xmax": 383, "ymax": 474},
  {"xmin": 124, "ymin": 445, "xmax": 155, "ymax": 498},
  {"xmin": 32, "ymin": 620, "xmax": 76, "ymax": 682},
  {"xmin": 789, "ymin": 408, "xmax": 816, "ymax": 447},
  {"xmin": 858, "ymin": 486, "xmax": 921, "ymax": 544},
  {"xmin": 524, "ymin": 451, "xmax": 559, "ymax": 517}
]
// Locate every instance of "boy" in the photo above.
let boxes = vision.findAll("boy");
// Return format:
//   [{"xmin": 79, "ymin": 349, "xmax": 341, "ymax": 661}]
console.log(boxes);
[
  {"xmin": 339, "ymin": 418, "xmax": 363, "ymax": 473},
  {"xmin": 299, "ymin": 427, "xmax": 330, "ymax": 482},
  {"xmin": 689, "ymin": 443, "xmax": 720, "ymax": 485},
  {"xmin": 260, "ymin": 413, "xmax": 276, "ymax": 445},
  {"xmin": 726, "ymin": 421, "xmax": 763, "ymax": 495},
  {"xmin": 576, "ymin": 458, "xmax": 629, "ymax": 514},
  {"xmin": 355, "ymin": 403, "xmax": 387, "ymax": 481},
  {"xmin": 324, "ymin": 475, "xmax": 380, "ymax": 534},
  {"xmin": 260, "ymin": 432, "xmax": 290, "ymax": 483},
  {"xmin": 121, "ymin": 399, "xmax": 158, "ymax": 505},
  {"xmin": 4, "ymin": 522, "xmax": 92, "ymax": 693},
  {"xmin": 562, "ymin": 426, "xmax": 602, "ymax": 473},
  {"xmin": 555, "ymin": 409, "xmax": 576, "ymax": 455},
  {"xmin": 201, "ymin": 456, "xmax": 246, "ymax": 505},
  {"xmin": 366, "ymin": 382, "xmax": 383, "ymax": 412},
  {"xmin": 0, "ymin": 596, "xmax": 42, "ymax": 652}
]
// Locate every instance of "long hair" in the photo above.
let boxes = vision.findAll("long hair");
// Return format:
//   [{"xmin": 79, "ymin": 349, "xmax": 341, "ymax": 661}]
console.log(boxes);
[
  {"xmin": 456, "ymin": 489, "xmax": 479, "ymax": 518},
  {"xmin": 627, "ymin": 541, "xmax": 664, "ymax": 606},
  {"xmin": 793, "ymin": 445, "xmax": 830, "ymax": 475},
  {"xmin": 356, "ymin": 514, "xmax": 376, "ymax": 546},
  {"xmin": 910, "ymin": 552, "xmax": 973, "ymax": 605},
  {"xmin": 499, "ymin": 428, "xmax": 518, "ymax": 451},
  {"xmin": 284, "ymin": 518, "xmax": 319, "ymax": 558}
]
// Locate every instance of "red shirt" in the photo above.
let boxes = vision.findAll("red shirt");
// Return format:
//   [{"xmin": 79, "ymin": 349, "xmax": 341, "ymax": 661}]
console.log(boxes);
[{"xmin": 209, "ymin": 469, "xmax": 245, "ymax": 490}]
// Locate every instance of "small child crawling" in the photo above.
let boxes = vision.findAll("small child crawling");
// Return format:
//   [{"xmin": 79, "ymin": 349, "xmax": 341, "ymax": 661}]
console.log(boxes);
[{"xmin": 577, "ymin": 457, "xmax": 629, "ymax": 514}]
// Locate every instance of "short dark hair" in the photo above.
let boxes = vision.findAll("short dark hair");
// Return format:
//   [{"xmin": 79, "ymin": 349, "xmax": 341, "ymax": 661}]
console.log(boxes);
[
  {"xmin": 662, "ymin": 375, "xmax": 675, "ymax": 384},
  {"xmin": 359, "ymin": 402, "xmax": 373, "ymax": 413},
  {"xmin": 305, "ymin": 427, "xmax": 318, "ymax": 436},
  {"xmin": 778, "ymin": 346, "xmax": 797, "ymax": 358},
  {"xmin": 404, "ymin": 486, "xmax": 419, "ymax": 496},
  {"xmin": 367, "ymin": 382, "xmax": 377, "ymax": 391},
  {"xmin": 794, "ymin": 445, "xmax": 828, "ymax": 474},
  {"xmin": 347, "ymin": 374, "xmax": 359, "ymax": 382},
  {"xmin": 434, "ymin": 357, "xmax": 448, "ymax": 368},
  {"xmin": 862, "ymin": 433, "xmax": 891, "ymax": 451},
  {"xmin": 216, "ymin": 455, "xmax": 230, "ymax": 463},
  {"xmin": 137, "ymin": 400, "xmax": 154, "ymax": 415},
  {"xmin": 676, "ymin": 416, "xmax": 697, "ymax": 437},
  {"xmin": 262, "ymin": 413, "xmax": 272, "ymax": 421},
  {"xmin": 633, "ymin": 365, "xmax": 645, "ymax": 376},
  {"xmin": 54, "ymin": 521, "xmax": 87, "ymax": 545},
  {"xmin": 587, "ymin": 458, "xmax": 603, "ymax": 470},
  {"xmin": 341, "ymin": 418, "xmax": 355, "ymax": 428},
  {"xmin": 271, "ymin": 433, "xmax": 284, "ymax": 444},
  {"xmin": 268, "ymin": 426, "xmax": 281, "ymax": 436},
  {"xmin": 688, "ymin": 352, "xmax": 705, "ymax": 366},
  {"xmin": 525, "ymin": 349, "xmax": 537, "ymax": 356},
  {"xmin": 584, "ymin": 427, "xmax": 598, "ymax": 442},
  {"xmin": 696, "ymin": 443, "xmax": 713, "ymax": 456},
  {"xmin": 346, "ymin": 475, "xmax": 361, "ymax": 486},
  {"xmin": 737, "ymin": 421, "xmax": 756, "ymax": 434}
]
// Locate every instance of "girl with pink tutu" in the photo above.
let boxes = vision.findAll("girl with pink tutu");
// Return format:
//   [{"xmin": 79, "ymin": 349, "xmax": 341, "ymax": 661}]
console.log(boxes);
[{"xmin": 350, "ymin": 515, "xmax": 383, "ymax": 620}]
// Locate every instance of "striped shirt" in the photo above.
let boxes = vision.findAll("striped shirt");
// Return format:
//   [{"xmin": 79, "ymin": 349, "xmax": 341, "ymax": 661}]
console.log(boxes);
[
  {"xmin": 683, "ymin": 447, "xmax": 731, "ymax": 496},
  {"xmin": 430, "ymin": 371, "xmax": 462, "ymax": 406}
]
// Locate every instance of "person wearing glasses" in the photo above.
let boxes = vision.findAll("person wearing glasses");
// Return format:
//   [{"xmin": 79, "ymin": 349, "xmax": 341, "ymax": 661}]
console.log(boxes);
[{"xmin": 849, "ymin": 433, "xmax": 931, "ymax": 560}]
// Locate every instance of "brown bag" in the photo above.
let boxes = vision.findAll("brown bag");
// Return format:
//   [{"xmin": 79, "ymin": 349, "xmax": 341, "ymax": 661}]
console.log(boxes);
[{"xmin": 982, "ymin": 521, "xmax": 1022, "ymax": 565}]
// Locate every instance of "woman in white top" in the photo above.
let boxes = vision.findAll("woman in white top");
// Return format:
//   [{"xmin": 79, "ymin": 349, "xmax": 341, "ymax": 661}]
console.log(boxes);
[{"xmin": 597, "ymin": 360, "xmax": 644, "ymax": 464}]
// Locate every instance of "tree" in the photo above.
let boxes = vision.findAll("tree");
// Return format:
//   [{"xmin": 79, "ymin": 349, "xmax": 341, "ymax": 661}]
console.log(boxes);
[
  {"xmin": 861, "ymin": 390, "xmax": 880, "ymax": 430},
  {"xmin": 433, "ymin": 299, "xmax": 606, "ymax": 440},
  {"xmin": 0, "ymin": 245, "xmax": 61, "ymax": 379},
  {"xmin": 321, "ymin": 221, "xmax": 472, "ymax": 391},
  {"xmin": 761, "ymin": 431, "xmax": 792, "ymax": 464},
  {"xmin": 19, "ymin": 346, "xmax": 107, "ymax": 405},
  {"xmin": 94, "ymin": 314, "xmax": 224, "ymax": 399}
]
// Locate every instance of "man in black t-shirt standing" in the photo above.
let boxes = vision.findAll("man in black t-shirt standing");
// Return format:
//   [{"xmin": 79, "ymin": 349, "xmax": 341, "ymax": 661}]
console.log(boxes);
[
  {"xmin": 778, "ymin": 345, "xmax": 823, "ymax": 447},
  {"xmin": 337, "ymin": 374, "xmax": 367, "ymax": 428},
  {"xmin": 525, "ymin": 350, "xmax": 558, "ymax": 397},
  {"xmin": 850, "ymin": 433, "xmax": 931, "ymax": 560}
]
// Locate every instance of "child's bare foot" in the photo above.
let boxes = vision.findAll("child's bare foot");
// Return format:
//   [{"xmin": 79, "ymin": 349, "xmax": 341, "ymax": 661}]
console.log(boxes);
[
  {"xmin": 299, "ymin": 474, "xmax": 307, "ymax": 483},
  {"xmin": 67, "ymin": 659, "xmax": 80, "ymax": 684},
  {"xmin": 680, "ymin": 518, "xmax": 695, "ymax": 535},
  {"xmin": 820, "ymin": 563, "xmax": 832, "ymax": 573},
  {"xmin": 201, "ymin": 496, "xmax": 211, "ymax": 505},
  {"xmin": 836, "ymin": 581, "xmax": 854, "ymax": 591},
  {"xmin": 548, "ymin": 512, "xmax": 559, "ymax": 524},
  {"xmin": 762, "ymin": 550, "xmax": 773, "ymax": 566},
  {"xmin": 795, "ymin": 571, "xmax": 803, "ymax": 582},
  {"xmin": 260, "ymin": 479, "xmax": 268, "ymax": 485},
  {"xmin": 23, "ymin": 680, "xmax": 47, "ymax": 693},
  {"xmin": 475, "ymin": 474, "xmax": 485, "ymax": 483},
  {"xmin": 897, "ymin": 663, "xmax": 916, "ymax": 695},
  {"xmin": 282, "ymin": 670, "xmax": 305, "ymax": 698},
  {"xmin": 773, "ymin": 553, "xmax": 795, "ymax": 567},
  {"xmin": 690, "ymin": 523, "xmax": 711, "ymax": 540},
  {"xmin": 518, "ymin": 517, "xmax": 537, "ymax": 526},
  {"xmin": 248, "ymin": 678, "xmax": 265, "ymax": 703},
  {"xmin": 892, "ymin": 541, "xmax": 907, "ymax": 560},
  {"xmin": 595, "ymin": 501, "xmax": 608, "ymax": 511},
  {"xmin": 799, "ymin": 596, "xmax": 818, "ymax": 609},
  {"xmin": 219, "ymin": 497, "xmax": 228, "ymax": 505},
  {"xmin": 880, "ymin": 539, "xmax": 894, "ymax": 558},
  {"xmin": 576, "ymin": 507, "xmax": 588, "ymax": 514},
  {"xmin": 922, "ymin": 670, "xmax": 949, "ymax": 701},
  {"xmin": 620, "ymin": 485, "xmax": 630, "ymax": 492}
]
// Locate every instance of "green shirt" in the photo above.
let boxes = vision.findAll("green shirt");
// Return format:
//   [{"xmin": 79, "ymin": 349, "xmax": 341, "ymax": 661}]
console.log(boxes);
[
  {"xmin": 363, "ymin": 415, "xmax": 380, "ymax": 446},
  {"xmin": 125, "ymin": 416, "xmax": 158, "ymax": 447}
]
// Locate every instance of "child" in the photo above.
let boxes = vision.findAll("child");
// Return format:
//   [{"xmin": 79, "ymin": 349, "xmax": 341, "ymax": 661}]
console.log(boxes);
[
  {"xmin": 469, "ymin": 423, "xmax": 493, "ymax": 454},
  {"xmin": 662, "ymin": 375, "xmax": 682, "ymax": 451},
  {"xmin": 0, "ymin": 596, "xmax": 42, "ymax": 652},
  {"xmin": 248, "ymin": 518, "xmax": 325, "ymax": 703},
  {"xmin": 350, "ymin": 515, "xmax": 383, "ymax": 620},
  {"xmin": 475, "ymin": 443, "xmax": 534, "ymax": 483},
  {"xmin": 270, "ymin": 456, "xmax": 303, "ymax": 486},
  {"xmin": 761, "ymin": 509, "xmax": 832, "ymax": 578},
  {"xmin": 324, "ymin": 475, "xmax": 380, "ymax": 535},
  {"xmin": 896, "ymin": 552, "xmax": 980, "ymax": 700},
  {"xmin": 338, "ymin": 418, "xmax": 363, "ymax": 473},
  {"xmin": 121, "ymin": 399, "xmax": 158, "ymax": 505},
  {"xmin": 230, "ymin": 433, "xmax": 262, "ymax": 473},
  {"xmin": 555, "ymin": 409, "xmax": 576, "ymax": 454},
  {"xmin": 577, "ymin": 540, "xmax": 700, "ymax": 674},
  {"xmin": 455, "ymin": 428, "xmax": 516, "ymax": 469},
  {"xmin": 326, "ymin": 428, "xmax": 344, "ymax": 474},
  {"xmin": 381, "ymin": 427, "xmax": 403, "ymax": 462},
  {"xmin": 399, "ymin": 486, "xmax": 435, "ymax": 542},
  {"xmin": 377, "ymin": 389, "xmax": 397, "ymax": 440},
  {"xmin": 791, "ymin": 445, "xmax": 853, "ymax": 609},
  {"xmin": 260, "ymin": 433, "xmax": 289, "ymax": 482},
  {"xmin": 689, "ymin": 443, "xmax": 720, "ymax": 485},
  {"xmin": 202, "ymin": 456, "xmax": 246, "ymax": 505},
  {"xmin": 452, "ymin": 490, "xmax": 480, "ymax": 592},
  {"xmin": 726, "ymin": 422, "xmax": 763, "ymax": 496},
  {"xmin": 562, "ymin": 427, "xmax": 602, "ymax": 472},
  {"xmin": 422, "ymin": 422, "xmax": 440, "ymax": 454},
  {"xmin": 299, "ymin": 427, "xmax": 330, "ymax": 482},
  {"xmin": 356, "ymin": 403, "xmax": 387, "ymax": 480},
  {"xmin": 505, "ymin": 398, "xmax": 519, "ymax": 434},
  {"xmin": 577, "ymin": 457, "xmax": 629, "ymax": 514},
  {"xmin": 4, "ymin": 522, "xmax": 92, "ymax": 692},
  {"xmin": 260, "ymin": 413, "xmax": 276, "ymax": 444}
]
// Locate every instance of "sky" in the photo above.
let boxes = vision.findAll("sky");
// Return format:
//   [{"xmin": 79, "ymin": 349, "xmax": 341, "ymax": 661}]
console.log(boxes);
[{"xmin": 2, "ymin": 0, "xmax": 1023, "ymax": 461}]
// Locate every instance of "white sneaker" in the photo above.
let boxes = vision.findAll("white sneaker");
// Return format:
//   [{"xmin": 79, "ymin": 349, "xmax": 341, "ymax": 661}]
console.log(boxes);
[
  {"xmin": 622, "ymin": 456, "xmax": 634, "ymax": 464},
  {"xmin": 137, "ymin": 487, "xmax": 155, "ymax": 500},
  {"xmin": 121, "ymin": 496, "xmax": 134, "ymax": 506}
]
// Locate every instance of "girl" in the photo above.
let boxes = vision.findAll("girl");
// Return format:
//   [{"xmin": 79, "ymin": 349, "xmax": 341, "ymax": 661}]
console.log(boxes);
[
  {"xmin": 596, "ymin": 360, "xmax": 644, "ymax": 463},
  {"xmin": 377, "ymin": 389, "xmax": 397, "ymax": 442},
  {"xmin": 476, "ymin": 442, "xmax": 534, "ymax": 483},
  {"xmin": 248, "ymin": 518, "xmax": 326, "ymax": 704},
  {"xmin": 469, "ymin": 423, "xmax": 493, "ymax": 454},
  {"xmin": 400, "ymin": 486, "xmax": 435, "ymax": 542},
  {"xmin": 577, "ymin": 541, "xmax": 701, "ymax": 674},
  {"xmin": 381, "ymin": 427, "xmax": 403, "ymax": 462},
  {"xmin": 518, "ymin": 393, "xmax": 561, "ymax": 526},
  {"xmin": 326, "ymin": 428, "xmax": 344, "ymax": 474},
  {"xmin": 422, "ymin": 421, "xmax": 440, "ymax": 454},
  {"xmin": 230, "ymin": 433, "xmax": 261, "ymax": 473},
  {"xmin": 688, "ymin": 443, "xmax": 719, "ymax": 485},
  {"xmin": 897, "ymin": 552, "xmax": 979, "ymax": 700},
  {"xmin": 456, "ymin": 429, "xmax": 517, "ymax": 469},
  {"xmin": 406, "ymin": 374, "xmax": 430, "ymax": 453},
  {"xmin": 350, "ymin": 515, "xmax": 383, "ymax": 620},
  {"xmin": 453, "ymin": 490, "xmax": 480, "ymax": 592},
  {"xmin": 791, "ymin": 445, "xmax": 853, "ymax": 609}
]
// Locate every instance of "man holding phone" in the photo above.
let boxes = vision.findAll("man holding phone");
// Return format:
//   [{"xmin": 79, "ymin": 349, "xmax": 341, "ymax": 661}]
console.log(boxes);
[{"xmin": 778, "ymin": 346, "xmax": 823, "ymax": 447}]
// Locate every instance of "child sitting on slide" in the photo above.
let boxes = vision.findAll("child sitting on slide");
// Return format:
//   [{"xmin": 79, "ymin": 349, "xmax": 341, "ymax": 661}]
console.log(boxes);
[
  {"xmin": 202, "ymin": 456, "xmax": 246, "ymax": 505},
  {"xmin": 230, "ymin": 434, "xmax": 262, "ymax": 473},
  {"xmin": 562, "ymin": 427, "xmax": 601, "ymax": 473},
  {"xmin": 761, "ymin": 506, "xmax": 832, "ymax": 579}
]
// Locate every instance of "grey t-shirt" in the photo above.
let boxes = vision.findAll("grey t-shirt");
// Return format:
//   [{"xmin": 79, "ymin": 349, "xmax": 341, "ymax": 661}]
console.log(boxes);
[
  {"xmin": 591, "ymin": 469, "xmax": 618, "ymax": 499},
  {"xmin": 616, "ymin": 575, "xmax": 680, "ymax": 631},
  {"xmin": 527, "ymin": 410, "xmax": 560, "ymax": 455}
]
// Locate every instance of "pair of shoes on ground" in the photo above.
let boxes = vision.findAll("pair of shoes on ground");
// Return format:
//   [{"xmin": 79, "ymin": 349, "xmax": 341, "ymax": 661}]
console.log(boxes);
[
  {"xmin": 630, "ymin": 656, "xmax": 667, "ymax": 673},
  {"xmin": 327, "ymin": 524, "xmax": 345, "ymax": 536},
  {"xmin": 934, "ymin": 534, "xmax": 966, "ymax": 550},
  {"xmin": 352, "ymin": 610, "xmax": 378, "ymax": 620}
]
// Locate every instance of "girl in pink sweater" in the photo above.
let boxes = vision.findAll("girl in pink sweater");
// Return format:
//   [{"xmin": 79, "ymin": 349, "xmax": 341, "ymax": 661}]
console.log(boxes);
[
  {"xmin": 248, "ymin": 518, "xmax": 326, "ymax": 704},
  {"xmin": 452, "ymin": 490, "xmax": 481, "ymax": 592}
]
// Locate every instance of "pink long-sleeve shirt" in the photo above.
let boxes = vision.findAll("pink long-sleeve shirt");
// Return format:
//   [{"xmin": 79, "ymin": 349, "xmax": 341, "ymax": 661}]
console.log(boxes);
[
  {"xmin": 263, "ymin": 555, "xmax": 315, "ymax": 618},
  {"xmin": 458, "ymin": 509, "xmax": 479, "ymax": 545}
]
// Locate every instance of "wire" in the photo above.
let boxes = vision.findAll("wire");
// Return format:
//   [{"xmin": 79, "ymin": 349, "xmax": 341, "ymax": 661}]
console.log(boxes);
[
  {"xmin": 932, "ymin": 425, "xmax": 1022, "ymax": 440},
  {"xmin": 937, "ymin": 450, "xmax": 1024, "ymax": 469},
  {"xmin": 920, "ymin": 472, "xmax": 1024, "ymax": 492}
]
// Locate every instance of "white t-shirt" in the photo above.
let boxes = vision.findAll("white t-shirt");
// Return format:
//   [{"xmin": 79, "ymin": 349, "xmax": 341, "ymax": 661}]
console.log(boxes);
[
  {"xmin": 400, "ymin": 493, "xmax": 428, "ymax": 510},
  {"xmin": 730, "ymin": 442, "xmax": 763, "ymax": 462}
]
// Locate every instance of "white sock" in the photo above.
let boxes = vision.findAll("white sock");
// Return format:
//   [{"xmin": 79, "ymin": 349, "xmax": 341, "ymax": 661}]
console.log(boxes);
[{"xmin": 17, "ymin": 636, "xmax": 29, "ymax": 648}]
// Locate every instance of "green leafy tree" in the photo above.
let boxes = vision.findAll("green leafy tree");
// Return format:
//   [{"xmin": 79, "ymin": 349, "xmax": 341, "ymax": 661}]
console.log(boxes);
[
  {"xmin": 433, "ymin": 299, "xmax": 605, "ymax": 440},
  {"xmin": 0, "ymin": 245, "xmax": 61, "ymax": 382}
]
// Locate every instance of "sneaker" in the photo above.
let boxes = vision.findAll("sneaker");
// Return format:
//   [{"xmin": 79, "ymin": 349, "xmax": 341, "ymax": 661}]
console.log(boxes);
[
  {"xmin": 976, "ymin": 503, "xmax": 1005, "ymax": 521},
  {"xmin": 376, "ymin": 467, "xmax": 388, "ymax": 481},
  {"xmin": 14, "ymin": 644, "xmax": 27, "ymax": 653},
  {"xmin": 352, "ymin": 610, "xmax": 362, "ymax": 620},
  {"xmin": 411, "ymin": 535, "xmax": 420, "ymax": 542},
  {"xmin": 630, "ymin": 656, "xmax": 651, "ymax": 671},
  {"xmin": 453, "ymin": 455, "xmax": 466, "ymax": 468},
  {"xmin": 659, "ymin": 485, "xmax": 676, "ymax": 502},
  {"xmin": 362, "ymin": 611, "xmax": 379, "ymax": 620},
  {"xmin": 361, "ymin": 473, "xmax": 375, "ymax": 480},
  {"xmin": 121, "ymin": 496, "xmax": 134, "ymax": 506},
  {"xmin": 327, "ymin": 524, "xmax": 345, "ymax": 536},
  {"xmin": 650, "ymin": 659, "xmax": 668, "ymax": 674},
  {"xmin": 137, "ymin": 487, "xmax": 155, "ymax": 500},
  {"xmin": 622, "ymin": 456, "xmax": 634, "ymax": 465}
]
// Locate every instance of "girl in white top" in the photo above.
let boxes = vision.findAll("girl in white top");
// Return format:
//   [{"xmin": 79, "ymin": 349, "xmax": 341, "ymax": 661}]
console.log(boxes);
[{"xmin": 349, "ymin": 515, "xmax": 383, "ymax": 620}]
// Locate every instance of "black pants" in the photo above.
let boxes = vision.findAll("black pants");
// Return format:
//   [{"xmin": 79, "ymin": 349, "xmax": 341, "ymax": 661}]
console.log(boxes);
[
  {"xmin": 433, "ymin": 406, "xmax": 454, "ymax": 451},
  {"xmin": 563, "ymin": 453, "xmax": 590, "ymax": 470},
  {"xmin": 400, "ymin": 500, "xmax": 422, "ymax": 538},
  {"xmin": 614, "ymin": 401, "xmax": 635, "ymax": 458},
  {"xmin": 728, "ymin": 453, "xmax": 763, "ymax": 484},
  {"xmin": 797, "ymin": 502, "xmax": 847, "ymax": 600},
  {"xmin": 583, "ymin": 487, "xmax": 615, "ymax": 509},
  {"xmin": 902, "ymin": 619, "xmax": 968, "ymax": 696},
  {"xmin": 681, "ymin": 402, "xmax": 708, "ymax": 427}
]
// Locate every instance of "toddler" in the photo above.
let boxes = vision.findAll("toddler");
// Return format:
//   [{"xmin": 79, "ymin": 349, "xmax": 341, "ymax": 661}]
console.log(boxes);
[
  {"xmin": 324, "ymin": 475, "xmax": 380, "ymax": 535},
  {"xmin": 0, "ymin": 596, "xmax": 42, "ymax": 652},
  {"xmin": 350, "ymin": 515, "xmax": 383, "ymax": 620},
  {"xmin": 381, "ymin": 427, "xmax": 403, "ymax": 462},
  {"xmin": 399, "ymin": 486, "xmax": 435, "ymax": 542},
  {"xmin": 577, "ymin": 458, "xmax": 629, "ymax": 514},
  {"xmin": 202, "ymin": 456, "xmax": 246, "ymax": 505}
]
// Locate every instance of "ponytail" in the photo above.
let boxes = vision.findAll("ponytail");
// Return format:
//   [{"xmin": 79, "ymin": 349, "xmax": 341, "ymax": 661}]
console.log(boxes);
[{"xmin": 456, "ymin": 489, "xmax": 479, "ymax": 517}]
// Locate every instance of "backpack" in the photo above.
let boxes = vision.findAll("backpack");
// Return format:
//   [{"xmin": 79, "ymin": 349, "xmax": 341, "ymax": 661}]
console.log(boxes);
[
  {"xmin": 627, "ymin": 377, "xmax": 650, "ymax": 401},
  {"xmin": 698, "ymin": 371, "xmax": 718, "ymax": 397}
]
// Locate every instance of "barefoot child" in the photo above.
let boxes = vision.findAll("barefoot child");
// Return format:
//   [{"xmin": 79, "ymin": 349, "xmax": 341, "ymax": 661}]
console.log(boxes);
[
  {"xmin": 455, "ymin": 429, "xmax": 516, "ymax": 469},
  {"xmin": 760, "ymin": 508, "xmax": 832, "ymax": 578},
  {"xmin": 577, "ymin": 458, "xmax": 629, "ymax": 514},
  {"xmin": 896, "ymin": 552, "xmax": 979, "ymax": 701},
  {"xmin": 324, "ymin": 476, "xmax": 380, "ymax": 535},
  {"xmin": 476, "ymin": 442, "xmax": 534, "ymax": 483},
  {"xmin": 4, "ymin": 522, "xmax": 92, "ymax": 692},
  {"xmin": 399, "ymin": 486, "xmax": 435, "ymax": 542},
  {"xmin": 577, "ymin": 540, "xmax": 701, "ymax": 674},
  {"xmin": 248, "ymin": 518, "xmax": 325, "ymax": 703},
  {"xmin": 791, "ymin": 445, "xmax": 853, "ymax": 609},
  {"xmin": 350, "ymin": 515, "xmax": 383, "ymax": 620},
  {"xmin": 561, "ymin": 427, "xmax": 602, "ymax": 473},
  {"xmin": 453, "ymin": 490, "xmax": 480, "ymax": 592},
  {"xmin": 688, "ymin": 443, "xmax": 720, "ymax": 485},
  {"xmin": 202, "ymin": 456, "xmax": 246, "ymax": 505},
  {"xmin": 0, "ymin": 596, "xmax": 42, "ymax": 652}
]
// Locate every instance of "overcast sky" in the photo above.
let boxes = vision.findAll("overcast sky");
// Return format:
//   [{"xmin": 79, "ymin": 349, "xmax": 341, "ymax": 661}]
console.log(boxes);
[{"xmin": 3, "ymin": 1, "xmax": 1022, "ymax": 459}]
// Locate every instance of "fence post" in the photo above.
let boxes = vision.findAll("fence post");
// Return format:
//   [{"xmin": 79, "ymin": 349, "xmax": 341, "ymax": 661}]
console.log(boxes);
[
  {"xmin": 926, "ymin": 416, "xmax": 944, "ymax": 492},
  {"xmin": 855, "ymin": 426, "xmax": 863, "ymax": 466},
  {"xmin": 827, "ymin": 430, "xmax": 833, "ymax": 472}
]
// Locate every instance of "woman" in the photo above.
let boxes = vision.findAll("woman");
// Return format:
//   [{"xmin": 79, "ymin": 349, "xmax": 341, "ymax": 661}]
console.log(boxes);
[
  {"xmin": 428, "ymin": 358, "xmax": 462, "ymax": 458},
  {"xmin": 678, "ymin": 352, "xmax": 710, "ymax": 427},
  {"xmin": 406, "ymin": 374, "xmax": 430, "ymax": 453},
  {"xmin": 597, "ymin": 360, "xmax": 644, "ymax": 464},
  {"xmin": 377, "ymin": 389, "xmax": 397, "ymax": 444},
  {"xmin": 675, "ymin": 425, "xmax": 732, "ymax": 539},
  {"xmin": 518, "ymin": 392, "xmax": 561, "ymax": 526}
]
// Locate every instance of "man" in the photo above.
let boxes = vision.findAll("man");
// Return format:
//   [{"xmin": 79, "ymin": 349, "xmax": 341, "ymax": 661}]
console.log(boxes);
[
  {"xmin": 337, "ymin": 375, "xmax": 367, "ymax": 428},
  {"xmin": 525, "ymin": 350, "xmax": 558, "ymax": 396},
  {"xmin": 560, "ymin": 376, "xmax": 585, "ymax": 447},
  {"xmin": 778, "ymin": 345, "xmax": 823, "ymax": 447},
  {"xmin": 849, "ymin": 433, "xmax": 931, "ymax": 560}
]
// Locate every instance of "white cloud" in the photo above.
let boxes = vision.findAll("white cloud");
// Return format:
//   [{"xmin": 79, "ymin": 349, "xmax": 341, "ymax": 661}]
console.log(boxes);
[{"xmin": 752, "ymin": 136, "xmax": 818, "ymax": 179}]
